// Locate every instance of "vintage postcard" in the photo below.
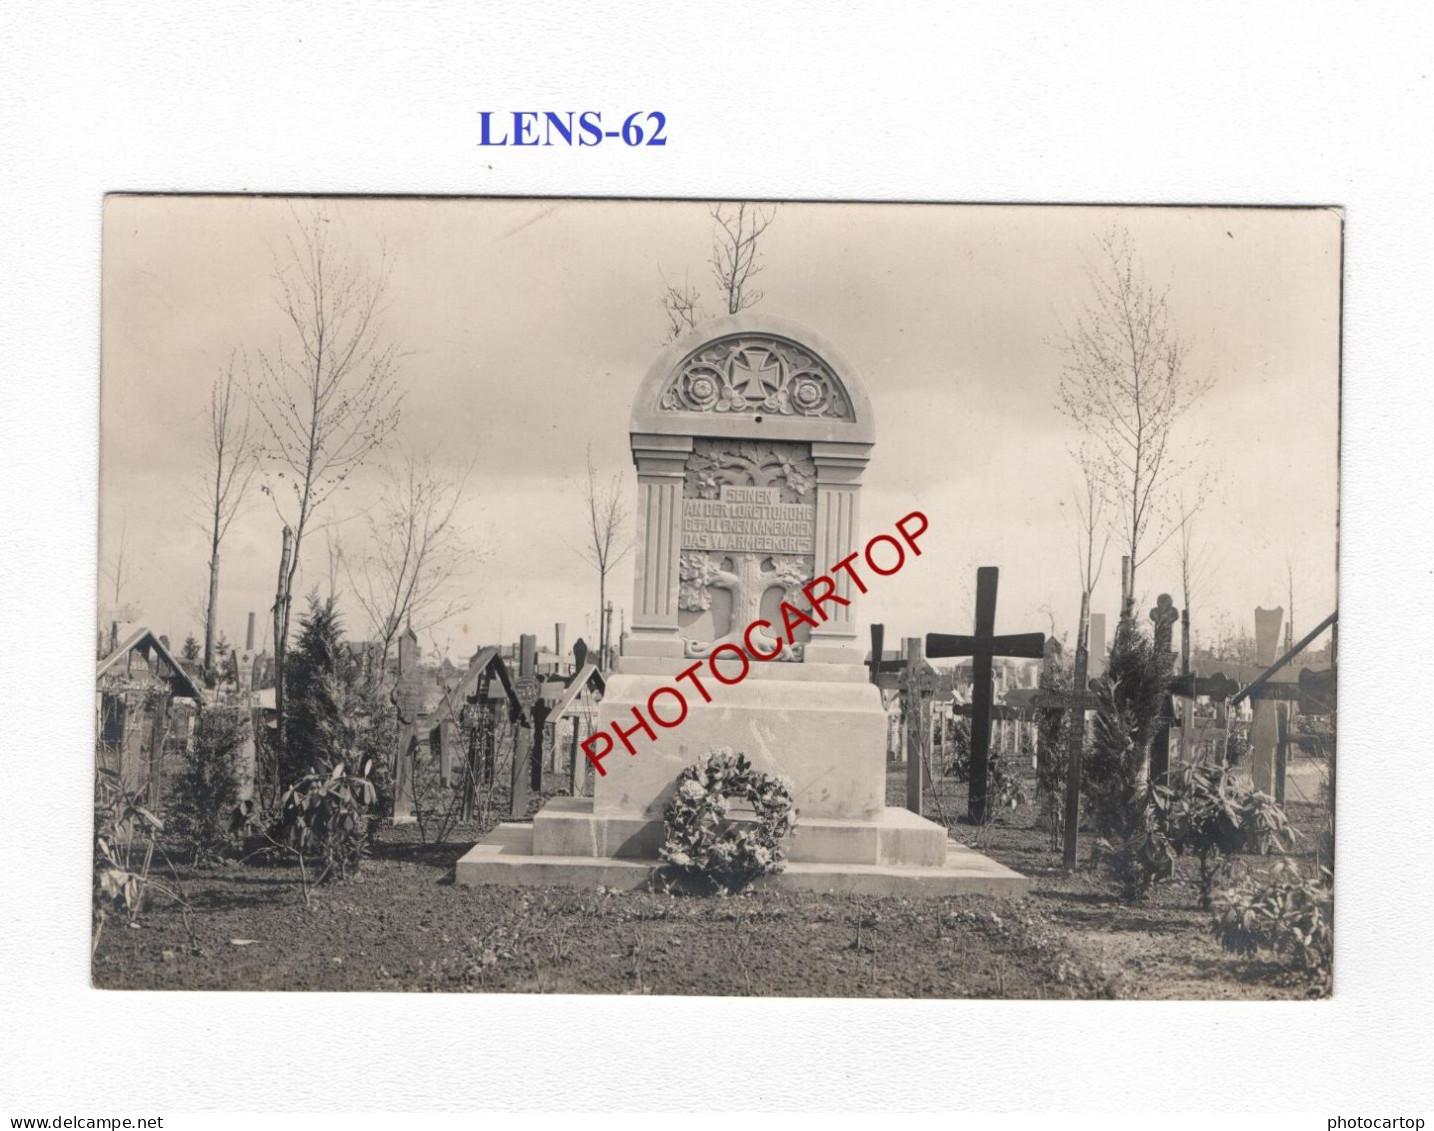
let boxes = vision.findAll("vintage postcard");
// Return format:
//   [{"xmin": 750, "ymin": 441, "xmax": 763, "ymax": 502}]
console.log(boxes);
[{"xmin": 94, "ymin": 197, "xmax": 1340, "ymax": 998}]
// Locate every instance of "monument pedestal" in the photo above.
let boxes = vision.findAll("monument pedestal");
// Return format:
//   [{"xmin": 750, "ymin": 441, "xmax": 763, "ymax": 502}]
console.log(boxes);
[{"xmin": 455, "ymin": 670, "xmax": 1029, "ymax": 897}]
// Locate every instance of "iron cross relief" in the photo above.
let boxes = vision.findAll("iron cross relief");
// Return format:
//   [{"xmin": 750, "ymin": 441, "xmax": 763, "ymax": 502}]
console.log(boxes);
[
  {"xmin": 730, "ymin": 347, "xmax": 782, "ymax": 402},
  {"xmin": 926, "ymin": 566, "xmax": 1046, "ymax": 825}
]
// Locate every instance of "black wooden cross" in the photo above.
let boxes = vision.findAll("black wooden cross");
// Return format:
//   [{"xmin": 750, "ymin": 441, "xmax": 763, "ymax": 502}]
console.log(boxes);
[
  {"xmin": 927, "ymin": 566, "xmax": 1046, "ymax": 825},
  {"xmin": 1167, "ymin": 671, "xmax": 1242, "ymax": 701},
  {"xmin": 866, "ymin": 623, "xmax": 908, "ymax": 689},
  {"xmin": 1031, "ymin": 649, "xmax": 1100, "ymax": 870}
]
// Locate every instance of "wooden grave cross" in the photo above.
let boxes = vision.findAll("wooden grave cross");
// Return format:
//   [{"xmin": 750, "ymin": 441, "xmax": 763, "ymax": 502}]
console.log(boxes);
[
  {"xmin": 867, "ymin": 625, "xmax": 945, "ymax": 814},
  {"xmin": 510, "ymin": 633, "xmax": 541, "ymax": 819},
  {"xmin": 865, "ymin": 622, "xmax": 907, "ymax": 688},
  {"xmin": 926, "ymin": 566, "xmax": 1046, "ymax": 825},
  {"xmin": 1031, "ymin": 647, "xmax": 1100, "ymax": 871},
  {"xmin": 1167, "ymin": 670, "xmax": 1240, "ymax": 765}
]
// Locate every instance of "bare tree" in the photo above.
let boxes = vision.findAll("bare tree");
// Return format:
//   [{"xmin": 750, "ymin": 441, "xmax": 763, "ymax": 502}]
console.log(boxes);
[
  {"xmin": 578, "ymin": 451, "xmax": 633, "ymax": 670},
  {"xmin": 99, "ymin": 515, "xmax": 137, "ymax": 654},
  {"xmin": 1069, "ymin": 451, "xmax": 1112, "ymax": 614},
  {"xmin": 1175, "ymin": 493, "xmax": 1218, "ymax": 628},
  {"xmin": 710, "ymin": 202, "xmax": 777, "ymax": 315},
  {"xmin": 659, "ymin": 269, "xmax": 702, "ymax": 344},
  {"xmin": 323, "ymin": 527, "xmax": 345, "ymax": 605},
  {"xmin": 1065, "ymin": 450, "xmax": 1112, "ymax": 658},
  {"xmin": 1055, "ymin": 227, "xmax": 1214, "ymax": 616},
  {"xmin": 344, "ymin": 444, "xmax": 476, "ymax": 679},
  {"xmin": 656, "ymin": 204, "xmax": 778, "ymax": 342},
  {"xmin": 103, "ymin": 514, "xmax": 130, "ymax": 609},
  {"xmin": 250, "ymin": 207, "xmax": 404, "ymax": 748},
  {"xmin": 194, "ymin": 354, "xmax": 259, "ymax": 679}
]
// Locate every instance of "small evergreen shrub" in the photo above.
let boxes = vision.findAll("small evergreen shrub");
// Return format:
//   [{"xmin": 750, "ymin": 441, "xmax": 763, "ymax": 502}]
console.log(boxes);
[
  {"xmin": 1084, "ymin": 617, "xmax": 1174, "ymax": 899},
  {"xmin": 167, "ymin": 705, "xmax": 246, "ymax": 859},
  {"xmin": 283, "ymin": 596, "xmax": 397, "ymax": 814}
]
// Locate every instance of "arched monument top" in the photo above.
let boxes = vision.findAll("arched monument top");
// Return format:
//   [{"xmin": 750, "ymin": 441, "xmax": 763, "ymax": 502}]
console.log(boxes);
[{"xmin": 630, "ymin": 313, "xmax": 875, "ymax": 446}]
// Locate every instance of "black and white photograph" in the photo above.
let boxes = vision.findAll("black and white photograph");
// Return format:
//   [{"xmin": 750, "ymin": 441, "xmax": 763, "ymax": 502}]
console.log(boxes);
[
  {"xmin": 93, "ymin": 197, "xmax": 1340, "ymax": 999},
  {"xmin": 6, "ymin": 1, "xmax": 1433, "ymax": 1120}
]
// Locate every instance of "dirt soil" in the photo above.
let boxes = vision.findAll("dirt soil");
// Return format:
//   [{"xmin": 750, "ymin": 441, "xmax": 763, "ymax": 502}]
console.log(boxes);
[{"xmin": 93, "ymin": 767, "xmax": 1330, "ymax": 998}]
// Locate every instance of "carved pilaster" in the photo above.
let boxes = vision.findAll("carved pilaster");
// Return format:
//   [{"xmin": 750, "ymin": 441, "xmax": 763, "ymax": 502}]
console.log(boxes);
[
  {"xmin": 810, "ymin": 440, "xmax": 872, "ymax": 644},
  {"xmin": 627, "ymin": 434, "xmax": 691, "ymax": 657}
]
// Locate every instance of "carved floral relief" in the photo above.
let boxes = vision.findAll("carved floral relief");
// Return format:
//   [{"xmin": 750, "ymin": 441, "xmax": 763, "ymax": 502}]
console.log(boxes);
[{"xmin": 659, "ymin": 335, "xmax": 854, "ymax": 421}]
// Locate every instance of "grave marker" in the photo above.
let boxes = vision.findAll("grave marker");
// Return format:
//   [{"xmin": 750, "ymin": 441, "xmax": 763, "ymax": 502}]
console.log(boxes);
[
  {"xmin": 927, "ymin": 566, "xmax": 1046, "ymax": 824},
  {"xmin": 510, "ymin": 634, "xmax": 540, "ymax": 818},
  {"xmin": 1088, "ymin": 612, "xmax": 1108, "ymax": 678},
  {"xmin": 1169, "ymin": 671, "xmax": 1239, "ymax": 765},
  {"xmin": 392, "ymin": 627, "xmax": 425, "ymax": 823},
  {"xmin": 1148, "ymin": 594, "xmax": 1181, "ymax": 783},
  {"xmin": 1248, "ymin": 606, "xmax": 1285, "ymax": 795},
  {"xmin": 457, "ymin": 314, "xmax": 1030, "ymax": 896},
  {"xmin": 233, "ymin": 640, "xmax": 258, "ymax": 801},
  {"xmin": 1031, "ymin": 599, "xmax": 1100, "ymax": 871},
  {"xmin": 866, "ymin": 622, "xmax": 907, "ymax": 688}
]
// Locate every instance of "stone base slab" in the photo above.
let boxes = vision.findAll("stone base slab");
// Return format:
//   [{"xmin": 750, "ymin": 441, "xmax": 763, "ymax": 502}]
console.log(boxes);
[
  {"xmin": 455, "ymin": 823, "xmax": 1030, "ymax": 898},
  {"xmin": 533, "ymin": 796, "xmax": 949, "ymax": 867}
]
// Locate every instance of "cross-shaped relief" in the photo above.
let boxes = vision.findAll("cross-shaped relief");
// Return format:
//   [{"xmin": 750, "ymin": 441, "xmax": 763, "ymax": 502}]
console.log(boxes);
[{"xmin": 729, "ymin": 346, "xmax": 783, "ymax": 402}]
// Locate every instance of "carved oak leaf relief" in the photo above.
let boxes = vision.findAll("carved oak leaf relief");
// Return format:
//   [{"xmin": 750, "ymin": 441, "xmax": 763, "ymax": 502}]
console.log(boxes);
[{"xmin": 683, "ymin": 439, "xmax": 816, "ymax": 504}]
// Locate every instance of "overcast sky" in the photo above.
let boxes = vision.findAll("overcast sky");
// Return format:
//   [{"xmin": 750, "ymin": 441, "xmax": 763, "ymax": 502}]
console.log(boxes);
[{"xmin": 99, "ymin": 197, "xmax": 1340, "ymax": 660}]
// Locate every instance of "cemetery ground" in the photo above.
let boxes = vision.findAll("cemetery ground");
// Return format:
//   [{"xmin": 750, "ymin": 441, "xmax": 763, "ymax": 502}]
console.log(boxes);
[{"xmin": 93, "ymin": 758, "xmax": 1330, "ymax": 999}]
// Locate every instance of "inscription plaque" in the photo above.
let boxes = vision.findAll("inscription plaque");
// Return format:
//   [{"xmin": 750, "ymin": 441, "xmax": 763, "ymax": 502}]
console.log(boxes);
[{"xmin": 681, "ymin": 485, "xmax": 816, "ymax": 554}]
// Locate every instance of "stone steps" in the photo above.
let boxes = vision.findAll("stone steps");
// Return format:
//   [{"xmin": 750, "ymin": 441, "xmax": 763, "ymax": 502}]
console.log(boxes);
[{"xmin": 455, "ymin": 822, "xmax": 1030, "ymax": 898}]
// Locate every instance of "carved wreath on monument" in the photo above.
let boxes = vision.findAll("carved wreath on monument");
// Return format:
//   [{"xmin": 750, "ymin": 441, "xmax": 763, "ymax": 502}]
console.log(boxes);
[{"xmin": 659, "ymin": 335, "xmax": 854, "ymax": 421}]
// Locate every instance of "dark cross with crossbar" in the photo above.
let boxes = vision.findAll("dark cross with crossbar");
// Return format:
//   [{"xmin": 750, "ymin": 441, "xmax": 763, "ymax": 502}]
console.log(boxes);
[
  {"xmin": 1031, "ymin": 653, "xmax": 1100, "ymax": 871},
  {"xmin": 927, "ymin": 566, "xmax": 1046, "ymax": 825},
  {"xmin": 866, "ymin": 623, "xmax": 907, "ymax": 689}
]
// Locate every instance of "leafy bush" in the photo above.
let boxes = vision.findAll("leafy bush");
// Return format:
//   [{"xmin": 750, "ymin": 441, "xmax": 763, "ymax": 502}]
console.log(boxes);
[
  {"xmin": 276, "ymin": 760, "xmax": 378, "ymax": 883},
  {"xmin": 1212, "ymin": 860, "xmax": 1332, "ymax": 990},
  {"xmin": 1168, "ymin": 760, "xmax": 1295, "ymax": 907},
  {"xmin": 167, "ymin": 705, "xmax": 246, "ymax": 859},
  {"xmin": 1224, "ymin": 721, "xmax": 1251, "ymax": 767},
  {"xmin": 93, "ymin": 767, "xmax": 190, "ymax": 954},
  {"xmin": 942, "ymin": 718, "xmax": 1028, "ymax": 819},
  {"xmin": 659, "ymin": 748, "xmax": 797, "ymax": 892}
]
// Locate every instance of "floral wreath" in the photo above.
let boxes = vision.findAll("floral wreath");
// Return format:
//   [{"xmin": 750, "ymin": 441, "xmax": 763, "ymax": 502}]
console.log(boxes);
[{"xmin": 659, "ymin": 748, "xmax": 797, "ymax": 891}]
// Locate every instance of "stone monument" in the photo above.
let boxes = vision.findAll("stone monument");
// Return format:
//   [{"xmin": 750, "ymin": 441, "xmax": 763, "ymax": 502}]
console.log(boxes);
[{"xmin": 457, "ymin": 314, "xmax": 1027, "ymax": 896}]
